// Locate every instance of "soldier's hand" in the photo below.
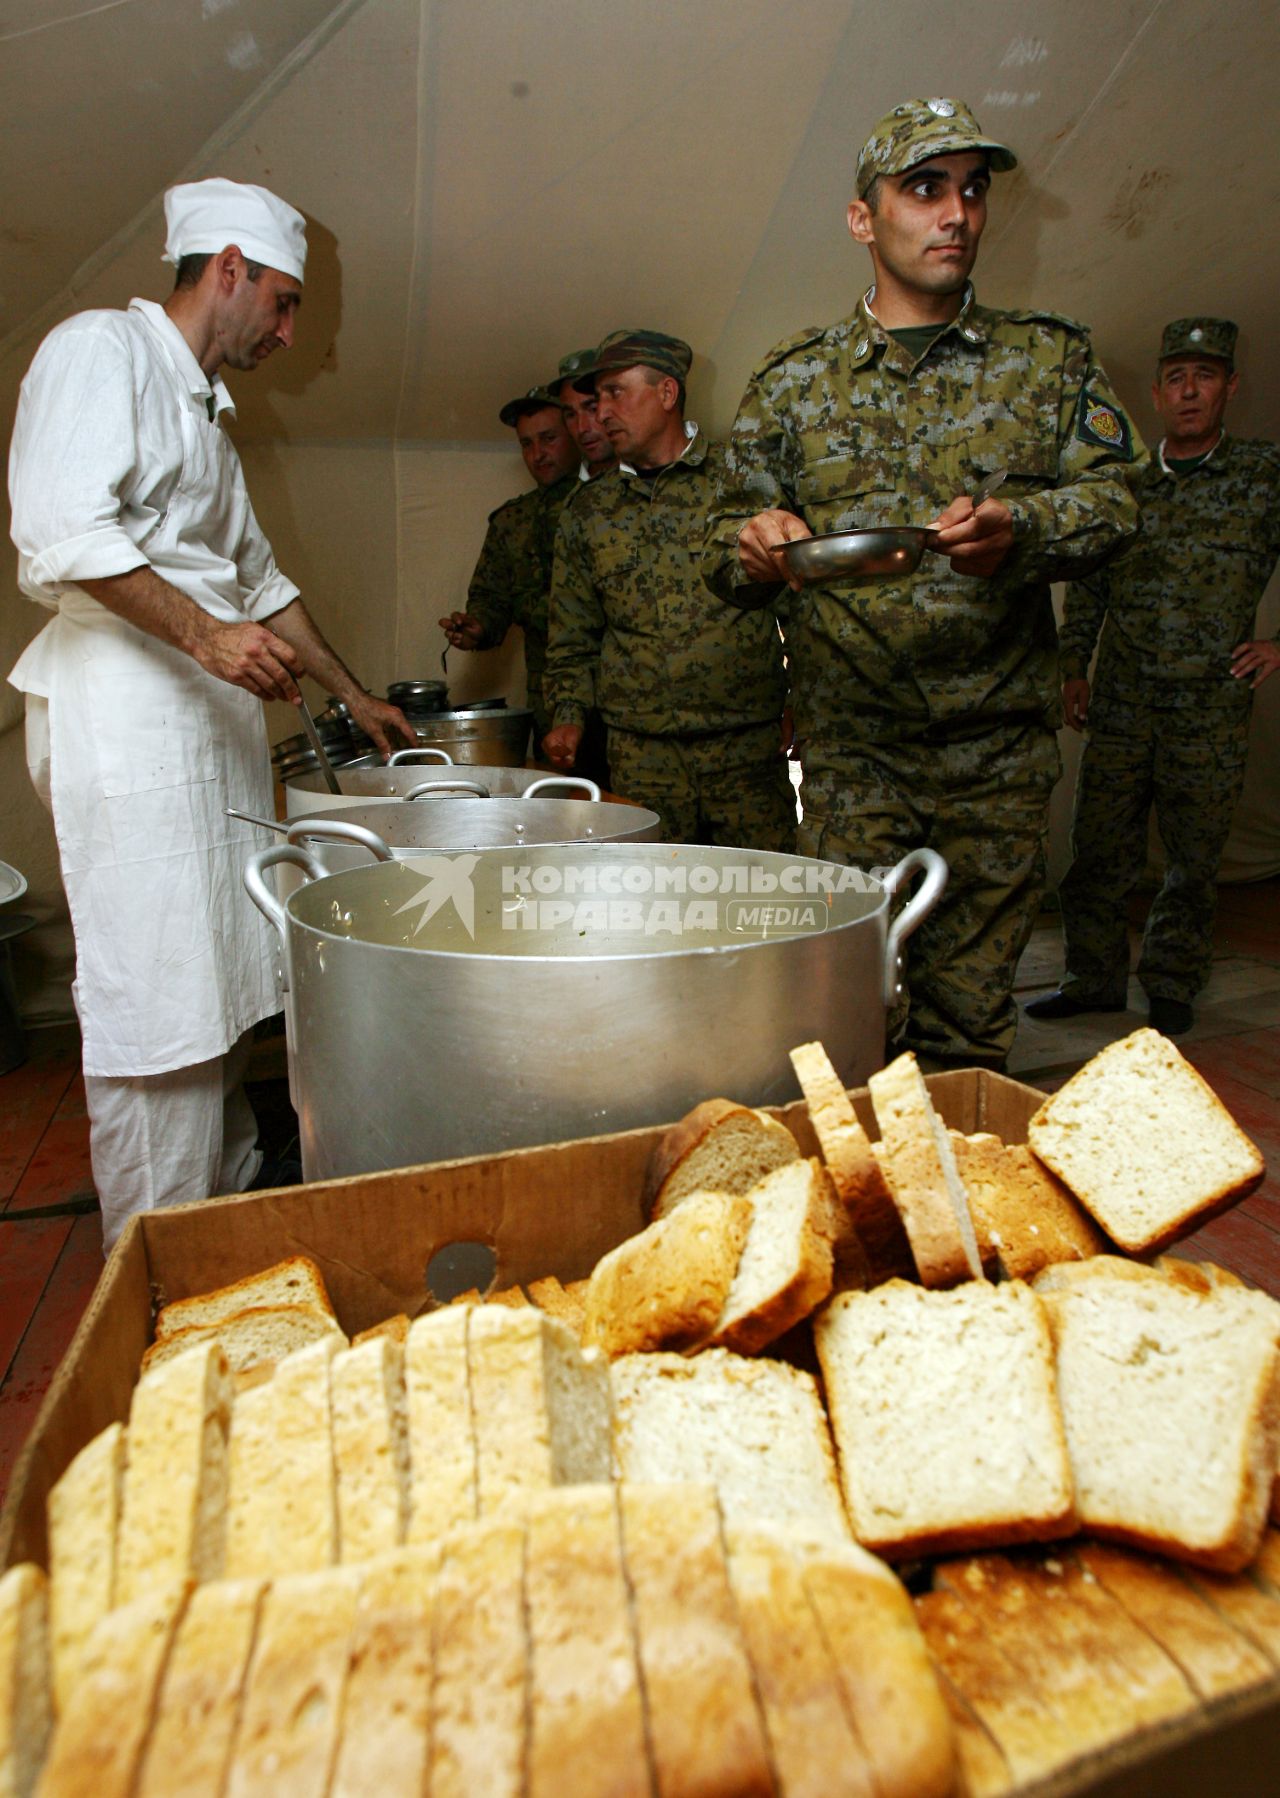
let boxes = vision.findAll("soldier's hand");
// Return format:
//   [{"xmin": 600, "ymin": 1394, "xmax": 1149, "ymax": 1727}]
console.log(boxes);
[
  {"xmin": 931, "ymin": 493, "xmax": 1014, "ymax": 578},
  {"xmin": 191, "ymin": 618, "xmax": 301, "ymax": 702},
  {"xmin": 542, "ymin": 723, "xmax": 582, "ymax": 770},
  {"xmin": 1231, "ymin": 639, "xmax": 1280, "ymax": 689},
  {"xmin": 346, "ymin": 694, "xmax": 418, "ymax": 758},
  {"xmin": 438, "ymin": 612, "xmax": 486, "ymax": 651},
  {"xmin": 737, "ymin": 510, "xmax": 812, "ymax": 591},
  {"xmin": 1062, "ymin": 678, "xmax": 1090, "ymax": 732}
]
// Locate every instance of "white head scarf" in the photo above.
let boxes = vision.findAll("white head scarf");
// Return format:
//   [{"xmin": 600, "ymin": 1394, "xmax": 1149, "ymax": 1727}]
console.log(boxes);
[{"xmin": 162, "ymin": 178, "xmax": 307, "ymax": 282}]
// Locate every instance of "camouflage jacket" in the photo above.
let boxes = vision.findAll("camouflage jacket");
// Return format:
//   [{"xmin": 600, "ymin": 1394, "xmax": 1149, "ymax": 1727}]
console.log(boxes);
[
  {"xmin": 466, "ymin": 472, "xmax": 578, "ymax": 701},
  {"xmin": 1059, "ymin": 434, "xmax": 1280, "ymax": 710},
  {"xmin": 701, "ymin": 286, "xmax": 1145, "ymax": 747},
  {"xmin": 546, "ymin": 430, "xmax": 787, "ymax": 736}
]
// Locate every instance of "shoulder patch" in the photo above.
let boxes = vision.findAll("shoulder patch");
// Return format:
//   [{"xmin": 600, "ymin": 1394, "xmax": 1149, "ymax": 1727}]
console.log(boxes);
[{"xmin": 1075, "ymin": 387, "xmax": 1134, "ymax": 459}]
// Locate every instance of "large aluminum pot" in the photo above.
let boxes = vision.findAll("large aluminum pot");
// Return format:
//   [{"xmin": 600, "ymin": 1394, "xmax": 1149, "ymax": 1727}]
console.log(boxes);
[
  {"xmin": 244, "ymin": 840, "xmax": 947, "ymax": 1182},
  {"xmin": 412, "ymin": 705, "xmax": 532, "ymax": 766},
  {"xmin": 285, "ymin": 752, "xmax": 597, "ymax": 817}
]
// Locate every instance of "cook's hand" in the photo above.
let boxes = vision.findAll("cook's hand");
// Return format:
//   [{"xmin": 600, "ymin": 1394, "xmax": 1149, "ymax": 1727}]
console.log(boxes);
[
  {"xmin": 736, "ymin": 509, "xmax": 812, "ymax": 591},
  {"xmin": 346, "ymin": 693, "xmax": 418, "ymax": 758},
  {"xmin": 438, "ymin": 611, "xmax": 486, "ymax": 651},
  {"xmin": 192, "ymin": 618, "xmax": 301, "ymax": 701},
  {"xmin": 1062, "ymin": 677, "xmax": 1090, "ymax": 732},
  {"xmin": 1231, "ymin": 639, "xmax": 1280, "ymax": 688},
  {"xmin": 931, "ymin": 493, "xmax": 1015, "ymax": 578},
  {"xmin": 542, "ymin": 723, "xmax": 582, "ymax": 770}
]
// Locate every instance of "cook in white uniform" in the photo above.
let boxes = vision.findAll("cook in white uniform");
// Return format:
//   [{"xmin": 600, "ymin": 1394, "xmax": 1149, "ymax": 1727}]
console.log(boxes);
[{"xmin": 7, "ymin": 178, "xmax": 412, "ymax": 1250}]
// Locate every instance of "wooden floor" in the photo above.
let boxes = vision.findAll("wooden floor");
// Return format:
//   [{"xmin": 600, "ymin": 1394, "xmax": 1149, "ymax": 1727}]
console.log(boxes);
[{"xmin": 1, "ymin": 877, "xmax": 1277, "ymax": 1508}]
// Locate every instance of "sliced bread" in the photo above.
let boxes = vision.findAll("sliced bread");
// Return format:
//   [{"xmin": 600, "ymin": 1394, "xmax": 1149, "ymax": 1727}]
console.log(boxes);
[
  {"xmin": 404, "ymin": 1307, "xmax": 477, "ymax": 1542},
  {"xmin": 790, "ymin": 1039, "xmax": 914, "ymax": 1281},
  {"xmin": 610, "ymin": 1347, "xmax": 851, "ymax": 1545},
  {"xmin": 116, "ymin": 1341, "xmax": 234, "ymax": 1605},
  {"xmin": 526, "ymin": 1275, "xmax": 589, "ymax": 1337},
  {"xmin": 140, "ymin": 1303, "xmax": 344, "ymax": 1380},
  {"xmin": 949, "ymin": 1130, "xmax": 1106, "ymax": 1280},
  {"xmin": 1033, "ymin": 1257, "xmax": 1280, "ymax": 1571},
  {"xmin": 0, "ymin": 1563, "xmax": 51, "ymax": 1798},
  {"xmin": 868, "ymin": 1052, "xmax": 984, "ymax": 1287},
  {"xmin": 430, "ymin": 1520, "xmax": 527, "ymax": 1798},
  {"xmin": 154, "ymin": 1257, "xmax": 334, "ymax": 1341},
  {"xmin": 815, "ymin": 1279, "xmax": 1077, "ymax": 1559},
  {"xmin": 222, "ymin": 1382, "xmax": 279, "ymax": 1582},
  {"xmin": 583, "ymin": 1188, "xmax": 753, "ymax": 1357},
  {"xmin": 1027, "ymin": 1028, "xmax": 1265, "ymax": 1253},
  {"xmin": 272, "ymin": 1335, "xmax": 341, "ymax": 1573},
  {"xmin": 644, "ymin": 1098, "xmax": 800, "ymax": 1221},
  {"xmin": 46, "ymin": 1420, "xmax": 125, "ymax": 1712},
  {"xmin": 133, "ymin": 1577, "xmax": 265, "ymax": 1798},
  {"xmin": 352, "ymin": 1313, "xmax": 411, "ymax": 1347},
  {"xmin": 331, "ymin": 1335, "xmax": 410, "ymax": 1563},
  {"xmin": 706, "ymin": 1157, "xmax": 835, "ymax": 1354},
  {"xmin": 329, "ymin": 1546, "xmax": 441, "ymax": 1798}
]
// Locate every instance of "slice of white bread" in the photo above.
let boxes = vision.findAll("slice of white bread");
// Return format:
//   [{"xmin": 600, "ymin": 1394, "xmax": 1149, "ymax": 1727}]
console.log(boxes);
[
  {"xmin": 46, "ymin": 1420, "xmax": 124, "ymax": 1712},
  {"xmin": 868, "ymin": 1052, "xmax": 984, "ymax": 1287},
  {"xmin": 0, "ymin": 1564, "xmax": 51, "ymax": 1798},
  {"xmin": 140, "ymin": 1304, "xmax": 344, "ymax": 1379},
  {"xmin": 949, "ymin": 1130, "xmax": 1106, "ymax": 1280},
  {"xmin": 329, "ymin": 1546, "xmax": 441, "ymax": 1798},
  {"xmin": 467, "ymin": 1306, "xmax": 611, "ymax": 1517},
  {"xmin": 707, "ymin": 1157, "xmax": 835, "ymax": 1355},
  {"xmin": 618, "ymin": 1484, "xmax": 773, "ymax": 1798},
  {"xmin": 272, "ymin": 1334, "xmax": 341, "ymax": 1573},
  {"xmin": 583, "ymin": 1189, "xmax": 753, "ymax": 1357},
  {"xmin": 1027, "ymin": 1028, "xmax": 1265, "ymax": 1253},
  {"xmin": 331, "ymin": 1336, "xmax": 410, "ymax": 1563},
  {"xmin": 115, "ymin": 1342, "xmax": 234, "ymax": 1606},
  {"xmin": 36, "ymin": 1583, "xmax": 191, "ymax": 1798},
  {"xmin": 815, "ymin": 1279, "xmax": 1077, "ymax": 1559},
  {"xmin": 404, "ymin": 1308, "xmax": 477, "ymax": 1542},
  {"xmin": 610, "ymin": 1348, "xmax": 851, "ymax": 1545},
  {"xmin": 526, "ymin": 1275, "xmax": 589, "ymax": 1338},
  {"xmin": 429, "ymin": 1520, "xmax": 527, "ymax": 1798},
  {"xmin": 351, "ymin": 1313, "xmax": 411, "ymax": 1347},
  {"xmin": 133, "ymin": 1577, "xmax": 265, "ymax": 1798},
  {"xmin": 154, "ymin": 1256, "xmax": 335, "ymax": 1341},
  {"xmin": 790, "ymin": 1039, "xmax": 914, "ymax": 1282},
  {"xmin": 223, "ymin": 1382, "xmax": 279, "ymax": 1582},
  {"xmin": 644, "ymin": 1098, "xmax": 801, "ymax": 1221},
  {"xmin": 1034, "ymin": 1257, "xmax": 1280, "ymax": 1571},
  {"xmin": 225, "ymin": 1569, "xmax": 360, "ymax": 1798},
  {"xmin": 523, "ymin": 1486, "xmax": 649, "ymax": 1798}
]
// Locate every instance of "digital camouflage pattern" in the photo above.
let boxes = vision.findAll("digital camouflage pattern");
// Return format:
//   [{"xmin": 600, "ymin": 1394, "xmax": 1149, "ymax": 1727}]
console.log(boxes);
[
  {"xmin": 607, "ymin": 722, "xmax": 796, "ymax": 851},
  {"xmin": 1059, "ymin": 437, "xmax": 1280, "ymax": 710},
  {"xmin": 466, "ymin": 470, "xmax": 578, "ymax": 740},
  {"xmin": 1058, "ymin": 703, "xmax": 1252, "ymax": 1006},
  {"xmin": 700, "ymin": 284, "xmax": 1144, "ymax": 1064},
  {"xmin": 855, "ymin": 96, "xmax": 1016, "ymax": 196},
  {"xmin": 547, "ymin": 431, "xmax": 787, "ymax": 737},
  {"xmin": 1159, "ymin": 317, "xmax": 1237, "ymax": 365},
  {"xmin": 1056, "ymin": 434, "xmax": 1280, "ymax": 1006}
]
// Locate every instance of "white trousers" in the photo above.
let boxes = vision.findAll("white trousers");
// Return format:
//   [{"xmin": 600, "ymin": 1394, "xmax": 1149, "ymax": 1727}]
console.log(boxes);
[{"xmin": 85, "ymin": 1025, "xmax": 263, "ymax": 1252}]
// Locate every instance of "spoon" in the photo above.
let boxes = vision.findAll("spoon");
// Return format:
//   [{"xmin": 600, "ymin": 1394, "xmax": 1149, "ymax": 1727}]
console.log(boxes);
[{"xmin": 970, "ymin": 468, "xmax": 1007, "ymax": 509}]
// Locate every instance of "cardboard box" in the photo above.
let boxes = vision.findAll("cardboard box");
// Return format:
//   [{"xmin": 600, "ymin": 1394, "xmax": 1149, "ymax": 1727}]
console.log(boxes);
[{"xmin": 3, "ymin": 1067, "xmax": 1278, "ymax": 1794}]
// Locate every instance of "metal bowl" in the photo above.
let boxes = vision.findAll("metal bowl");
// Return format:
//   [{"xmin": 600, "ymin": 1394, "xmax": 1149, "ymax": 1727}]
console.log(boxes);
[{"xmin": 778, "ymin": 526, "xmax": 940, "ymax": 582}]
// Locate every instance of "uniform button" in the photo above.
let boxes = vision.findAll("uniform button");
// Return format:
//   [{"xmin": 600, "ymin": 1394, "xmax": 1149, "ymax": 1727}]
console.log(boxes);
[{"xmin": 854, "ymin": 338, "xmax": 869, "ymax": 357}]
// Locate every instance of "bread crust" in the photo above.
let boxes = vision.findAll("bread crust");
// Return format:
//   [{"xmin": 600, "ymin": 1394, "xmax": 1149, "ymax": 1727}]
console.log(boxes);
[
  {"xmin": 155, "ymin": 1256, "xmax": 335, "ymax": 1342},
  {"xmin": 584, "ymin": 1190, "xmax": 752, "ymax": 1357},
  {"xmin": 790, "ymin": 1041, "xmax": 913, "ymax": 1281},
  {"xmin": 642, "ymin": 1099, "xmax": 751, "ymax": 1214},
  {"xmin": 709, "ymin": 1160, "xmax": 836, "ymax": 1356},
  {"xmin": 868, "ymin": 1054, "xmax": 983, "ymax": 1288}
]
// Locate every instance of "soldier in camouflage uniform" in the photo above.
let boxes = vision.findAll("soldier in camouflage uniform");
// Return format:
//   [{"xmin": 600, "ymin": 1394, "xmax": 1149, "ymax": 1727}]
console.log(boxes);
[
  {"xmin": 1027, "ymin": 318, "xmax": 1280, "ymax": 1036},
  {"xmin": 438, "ymin": 384, "xmax": 577, "ymax": 748},
  {"xmin": 543, "ymin": 329, "xmax": 794, "ymax": 850},
  {"xmin": 702, "ymin": 97, "xmax": 1144, "ymax": 1069}
]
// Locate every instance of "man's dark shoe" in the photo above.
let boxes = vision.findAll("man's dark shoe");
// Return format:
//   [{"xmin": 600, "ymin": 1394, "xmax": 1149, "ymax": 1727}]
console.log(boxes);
[
  {"xmin": 1148, "ymin": 996, "xmax": 1193, "ymax": 1036},
  {"xmin": 1024, "ymin": 989, "xmax": 1125, "ymax": 1021}
]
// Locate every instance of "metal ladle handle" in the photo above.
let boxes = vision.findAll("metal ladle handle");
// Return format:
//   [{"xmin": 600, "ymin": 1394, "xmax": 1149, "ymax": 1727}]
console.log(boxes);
[{"xmin": 971, "ymin": 468, "xmax": 1007, "ymax": 508}]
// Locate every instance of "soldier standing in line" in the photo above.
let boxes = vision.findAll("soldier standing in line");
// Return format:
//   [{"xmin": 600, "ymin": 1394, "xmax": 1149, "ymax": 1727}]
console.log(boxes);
[
  {"xmin": 1027, "ymin": 318, "xmax": 1280, "ymax": 1036},
  {"xmin": 542, "ymin": 329, "xmax": 795, "ymax": 851},
  {"xmin": 701, "ymin": 98, "xmax": 1143, "ymax": 1070},
  {"xmin": 437, "ymin": 385, "xmax": 577, "ymax": 752}
]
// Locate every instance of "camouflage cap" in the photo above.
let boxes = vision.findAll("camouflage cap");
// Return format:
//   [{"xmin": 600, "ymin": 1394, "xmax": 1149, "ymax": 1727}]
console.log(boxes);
[
  {"xmin": 1159, "ymin": 317, "xmax": 1237, "ymax": 367},
  {"xmin": 498, "ymin": 384, "xmax": 558, "ymax": 428},
  {"xmin": 553, "ymin": 347, "xmax": 597, "ymax": 388},
  {"xmin": 855, "ymin": 97, "xmax": 1017, "ymax": 197},
  {"xmin": 570, "ymin": 328, "xmax": 693, "ymax": 390}
]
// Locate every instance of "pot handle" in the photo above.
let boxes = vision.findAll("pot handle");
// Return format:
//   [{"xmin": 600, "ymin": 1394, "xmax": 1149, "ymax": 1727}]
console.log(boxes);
[
  {"xmin": 405, "ymin": 779, "xmax": 492, "ymax": 800},
  {"xmin": 880, "ymin": 847, "xmax": 949, "ymax": 1008},
  {"xmin": 285, "ymin": 819, "xmax": 395, "ymax": 861},
  {"xmin": 389, "ymin": 746, "xmax": 454, "ymax": 766},
  {"xmin": 524, "ymin": 775, "xmax": 602, "ymax": 802},
  {"xmin": 243, "ymin": 843, "xmax": 328, "ymax": 944}
]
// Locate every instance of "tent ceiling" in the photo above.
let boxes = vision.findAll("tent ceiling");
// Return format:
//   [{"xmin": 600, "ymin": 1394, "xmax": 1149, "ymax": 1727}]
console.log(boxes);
[{"xmin": 2, "ymin": 0, "xmax": 1278, "ymax": 447}]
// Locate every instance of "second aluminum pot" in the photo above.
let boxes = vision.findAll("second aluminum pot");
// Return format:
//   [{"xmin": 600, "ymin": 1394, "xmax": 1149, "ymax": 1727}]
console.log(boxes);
[{"xmin": 245, "ymin": 841, "xmax": 947, "ymax": 1182}]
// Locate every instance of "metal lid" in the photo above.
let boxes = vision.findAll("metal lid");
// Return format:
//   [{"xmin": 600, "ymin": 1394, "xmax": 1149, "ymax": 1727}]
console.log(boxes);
[{"xmin": 0, "ymin": 860, "xmax": 28, "ymax": 906}]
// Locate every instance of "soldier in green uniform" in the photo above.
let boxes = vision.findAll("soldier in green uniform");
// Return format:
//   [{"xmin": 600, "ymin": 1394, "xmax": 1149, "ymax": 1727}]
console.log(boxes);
[
  {"xmin": 701, "ymin": 97, "xmax": 1143, "ymax": 1069},
  {"xmin": 543, "ymin": 329, "xmax": 795, "ymax": 850},
  {"xmin": 438, "ymin": 384, "xmax": 577, "ymax": 749},
  {"xmin": 1027, "ymin": 318, "xmax": 1280, "ymax": 1036}
]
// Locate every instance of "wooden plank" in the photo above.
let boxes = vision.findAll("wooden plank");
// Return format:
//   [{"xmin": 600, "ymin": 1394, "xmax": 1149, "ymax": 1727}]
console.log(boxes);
[
  {"xmin": 1176, "ymin": 1207, "xmax": 1280, "ymax": 1300},
  {"xmin": 0, "ymin": 1032, "xmax": 78, "ymax": 1207},
  {"xmin": 5, "ymin": 1111, "xmax": 95, "ymax": 1215},
  {"xmin": 0, "ymin": 1215, "xmax": 71, "ymax": 1389},
  {"xmin": 1183, "ymin": 1030, "xmax": 1280, "ymax": 1102}
]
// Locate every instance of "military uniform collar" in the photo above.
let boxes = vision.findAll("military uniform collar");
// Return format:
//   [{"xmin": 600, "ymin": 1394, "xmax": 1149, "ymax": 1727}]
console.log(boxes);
[
  {"xmin": 618, "ymin": 418, "xmax": 704, "ymax": 478},
  {"xmin": 1155, "ymin": 430, "xmax": 1230, "ymax": 479},
  {"xmin": 130, "ymin": 297, "xmax": 235, "ymax": 419},
  {"xmin": 847, "ymin": 284, "xmax": 986, "ymax": 369}
]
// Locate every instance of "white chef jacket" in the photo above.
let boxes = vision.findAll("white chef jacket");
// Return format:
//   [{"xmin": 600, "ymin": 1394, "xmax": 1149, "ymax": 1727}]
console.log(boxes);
[{"xmin": 8, "ymin": 298, "xmax": 293, "ymax": 1077}]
